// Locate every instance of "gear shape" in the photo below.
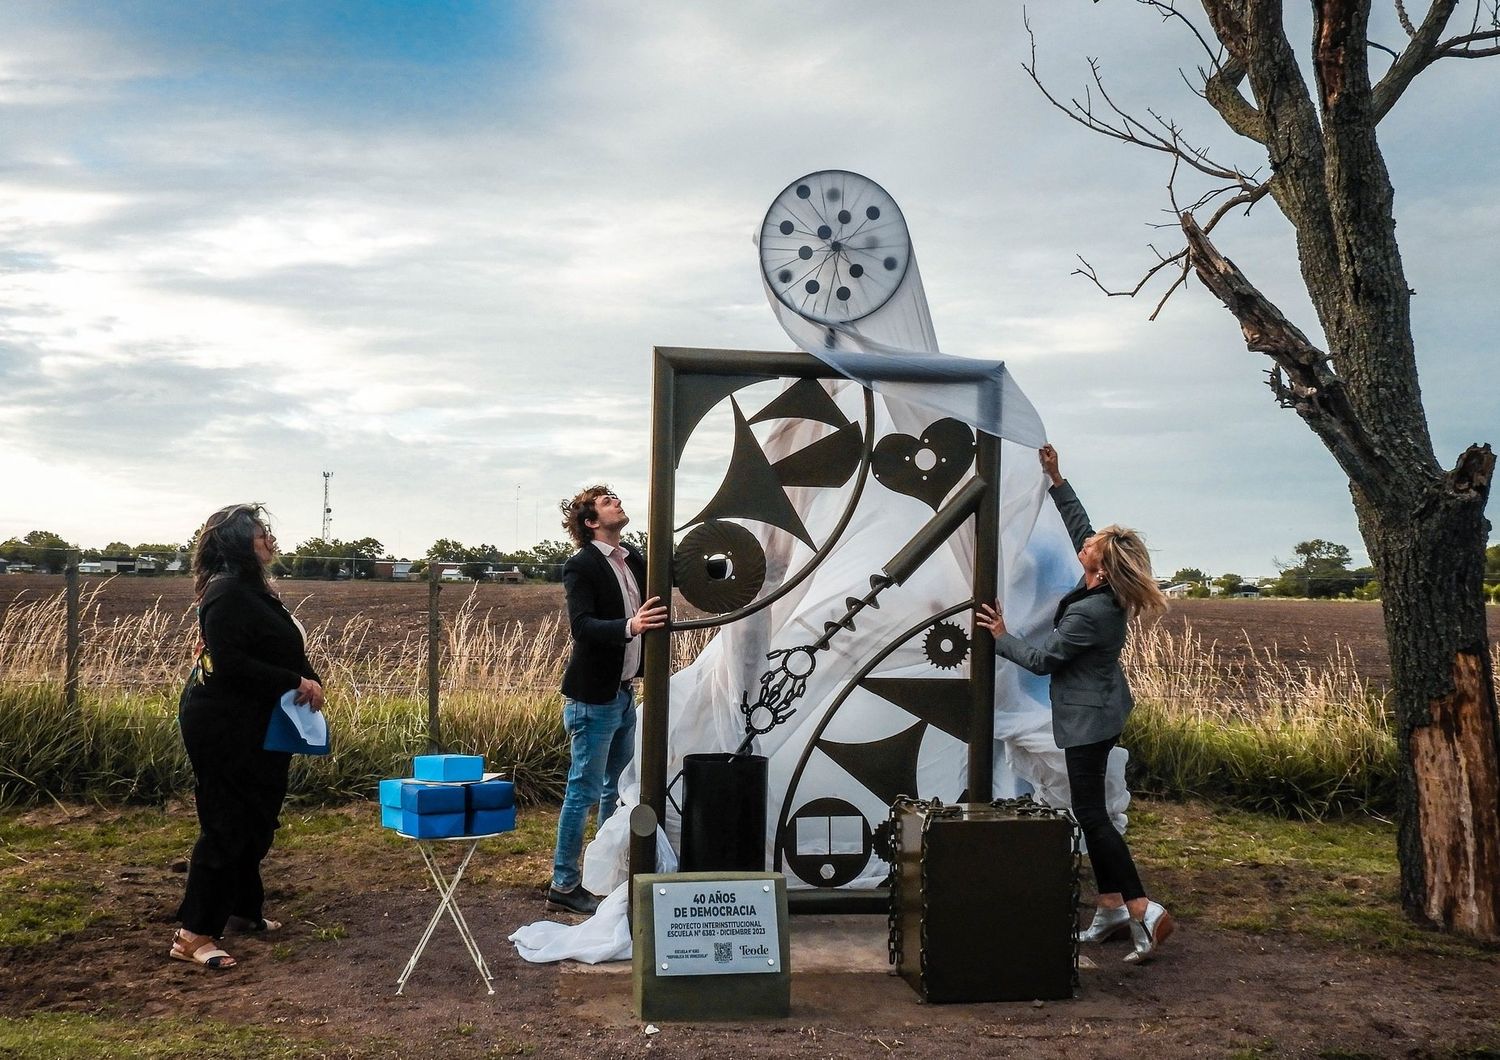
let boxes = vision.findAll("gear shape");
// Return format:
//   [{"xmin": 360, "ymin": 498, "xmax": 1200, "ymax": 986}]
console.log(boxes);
[{"xmin": 923, "ymin": 621, "xmax": 970, "ymax": 670}]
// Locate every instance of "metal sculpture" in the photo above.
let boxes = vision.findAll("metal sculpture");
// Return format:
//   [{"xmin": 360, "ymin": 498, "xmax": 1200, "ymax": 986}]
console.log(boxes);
[{"xmin": 631, "ymin": 171, "xmax": 1010, "ymax": 897}]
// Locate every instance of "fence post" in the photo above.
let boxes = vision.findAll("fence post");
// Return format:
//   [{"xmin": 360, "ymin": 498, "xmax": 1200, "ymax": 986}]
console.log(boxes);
[
  {"xmin": 64, "ymin": 549, "xmax": 81, "ymax": 711},
  {"xmin": 427, "ymin": 562, "xmax": 442, "ymax": 752}
]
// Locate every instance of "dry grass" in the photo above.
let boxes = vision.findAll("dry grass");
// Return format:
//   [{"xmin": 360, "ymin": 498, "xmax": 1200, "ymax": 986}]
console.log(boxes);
[
  {"xmin": 0, "ymin": 585, "xmax": 712, "ymax": 806},
  {"xmin": 1, "ymin": 583, "xmax": 1494, "ymax": 817}
]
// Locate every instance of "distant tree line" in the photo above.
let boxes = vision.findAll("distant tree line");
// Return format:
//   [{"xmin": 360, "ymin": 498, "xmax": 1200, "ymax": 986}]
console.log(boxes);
[
  {"xmin": 5, "ymin": 527, "xmax": 1496, "ymax": 600},
  {"xmin": 1168, "ymin": 539, "xmax": 1500, "ymax": 602}
]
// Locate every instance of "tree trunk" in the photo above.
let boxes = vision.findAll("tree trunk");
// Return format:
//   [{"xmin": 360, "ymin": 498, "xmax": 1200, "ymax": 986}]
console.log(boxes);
[
  {"xmin": 1183, "ymin": 210, "xmax": 1500, "ymax": 940},
  {"xmin": 1354, "ymin": 454, "xmax": 1500, "ymax": 936}
]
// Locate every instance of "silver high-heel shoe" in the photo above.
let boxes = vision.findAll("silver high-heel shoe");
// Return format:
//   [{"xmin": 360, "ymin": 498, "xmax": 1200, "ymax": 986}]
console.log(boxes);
[
  {"xmin": 1076, "ymin": 904, "xmax": 1131, "ymax": 943},
  {"xmin": 1123, "ymin": 900, "xmax": 1174, "ymax": 963}
]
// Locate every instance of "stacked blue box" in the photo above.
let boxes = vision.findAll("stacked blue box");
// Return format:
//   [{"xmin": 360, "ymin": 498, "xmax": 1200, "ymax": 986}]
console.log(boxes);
[
  {"xmin": 398, "ymin": 780, "xmax": 466, "ymax": 837},
  {"xmin": 377, "ymin": 761, "xmax": 518, "ymax": 838},
  {"xmin": 464, "ymin": 777, "xmax": 517, "ymax": 834},
  {"xmin": 413, "ymin": 754, "xmax": 484, "ymax": 782},
  {"xmin": 468, "ymin": 807, "xmax": 516, "ymax": 835},
  {"xmin": 377, "ymin": 778, "xmax": 404, "ymax": 830}
]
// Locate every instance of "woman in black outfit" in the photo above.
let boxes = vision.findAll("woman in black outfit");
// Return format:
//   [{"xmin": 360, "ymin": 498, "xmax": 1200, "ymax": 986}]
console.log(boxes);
[
  {"xmin": 976, "ymin": 445, "xmax": 1174, "ymax": 963},
  {"xmin": 170, "ymin": 504, "xmax": 323, "ymax": 969}
]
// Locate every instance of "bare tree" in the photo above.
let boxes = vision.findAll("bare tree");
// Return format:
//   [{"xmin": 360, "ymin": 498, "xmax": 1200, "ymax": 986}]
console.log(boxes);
[{"xmin": 1029, "ymin": 0, "xmax": 1500, "ymax": 939}]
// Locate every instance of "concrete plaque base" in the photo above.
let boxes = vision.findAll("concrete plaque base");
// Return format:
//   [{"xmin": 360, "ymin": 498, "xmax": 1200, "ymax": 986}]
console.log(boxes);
[{"xmin": 632, "ymin": 871, "xmax": 791, "ymax": 1021}]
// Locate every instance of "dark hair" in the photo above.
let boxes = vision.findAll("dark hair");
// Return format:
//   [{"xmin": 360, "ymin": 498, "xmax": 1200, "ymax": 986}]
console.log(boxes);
[
  {"xmin": 560, "ymin": 485, "xmax": 613, "ymax": 547},
  {"xmin": 192, "ymin": 503, "xmax": 273, "ymax": 598}
]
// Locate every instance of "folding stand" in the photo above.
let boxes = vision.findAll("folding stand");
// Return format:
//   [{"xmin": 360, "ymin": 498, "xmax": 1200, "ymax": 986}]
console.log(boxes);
[{"xmin": 395, "ymin": 831, "xmax": 502, "ymax": 995}]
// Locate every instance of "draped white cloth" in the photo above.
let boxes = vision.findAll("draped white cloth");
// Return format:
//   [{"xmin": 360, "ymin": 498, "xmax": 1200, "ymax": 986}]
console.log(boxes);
[{"xmin": 512, "ymin": 173, "xmax": 1130, "ymax": 963}]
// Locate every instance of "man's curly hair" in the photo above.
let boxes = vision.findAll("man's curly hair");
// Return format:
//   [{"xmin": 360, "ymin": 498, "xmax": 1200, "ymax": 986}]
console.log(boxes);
[{"xmin": 560, "ymin": 485, "xmax": 614, "ymax": 547}]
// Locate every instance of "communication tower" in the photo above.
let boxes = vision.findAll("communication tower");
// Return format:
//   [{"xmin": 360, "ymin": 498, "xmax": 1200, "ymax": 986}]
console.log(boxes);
[{"xmin": 321, "ymin": 471, "xmax": 333, "ymax": 540}]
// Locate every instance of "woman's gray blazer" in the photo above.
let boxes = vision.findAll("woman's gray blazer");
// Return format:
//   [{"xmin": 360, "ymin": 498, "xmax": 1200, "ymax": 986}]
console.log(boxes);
[{"xmin": 994, "ymin": 481, "xmax": 1133, "ymax": 749}]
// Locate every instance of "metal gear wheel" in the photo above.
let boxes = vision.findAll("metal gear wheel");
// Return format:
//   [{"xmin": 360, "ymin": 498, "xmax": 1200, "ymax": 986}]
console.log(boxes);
[{"xmin": 922, "ymin": 620, "xmax": 970, "ymax": 670}]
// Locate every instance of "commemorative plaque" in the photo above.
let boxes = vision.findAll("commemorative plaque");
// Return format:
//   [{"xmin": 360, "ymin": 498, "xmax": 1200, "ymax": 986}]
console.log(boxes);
[
  {"xmin": 633, "ymin": 871, "xmax": 790, "ymax": 1020},
  {"xmin": 651, "ymin": 879, "xmax": 781, "ymax": 975}
]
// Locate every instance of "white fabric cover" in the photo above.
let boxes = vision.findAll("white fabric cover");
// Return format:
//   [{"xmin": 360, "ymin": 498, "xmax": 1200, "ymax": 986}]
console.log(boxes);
[{"xmin": 510, "ymin": 174, "xmax": 1129, "ymax": 963}]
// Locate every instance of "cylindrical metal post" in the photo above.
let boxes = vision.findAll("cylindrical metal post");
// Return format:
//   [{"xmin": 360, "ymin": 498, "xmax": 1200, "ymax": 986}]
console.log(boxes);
[
  {"xmin": 968, "ymin": 432, "xmax": 1000, "ymax": 802},
  {"xmin": 632, "ymin": 349, "xmax": 676, "ymax": 886},
  {"xmin": 427, "ymin": 562, "xmax": 442, "ymax": 752},
  {"xmin": 64, "ymin": 549, "xmax": 80, "ymax": 711}
]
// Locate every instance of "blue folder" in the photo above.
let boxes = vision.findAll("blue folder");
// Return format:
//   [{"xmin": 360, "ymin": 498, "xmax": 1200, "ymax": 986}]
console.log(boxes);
[{"xmin": 263, "ymin": 691, "xmax": 331, "ymax": 755}]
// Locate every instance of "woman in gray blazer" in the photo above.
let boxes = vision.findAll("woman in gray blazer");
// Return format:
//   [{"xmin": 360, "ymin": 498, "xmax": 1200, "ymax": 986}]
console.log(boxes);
[{"xmin": 977, "ymin": 444, "xmax": 1173, "ymax": 963}]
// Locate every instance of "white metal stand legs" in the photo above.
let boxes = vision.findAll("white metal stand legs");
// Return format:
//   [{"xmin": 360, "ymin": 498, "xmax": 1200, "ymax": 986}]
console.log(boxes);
[{"xmin": 396, "ymin": 832, "xmax": 500, "ymax": 995}]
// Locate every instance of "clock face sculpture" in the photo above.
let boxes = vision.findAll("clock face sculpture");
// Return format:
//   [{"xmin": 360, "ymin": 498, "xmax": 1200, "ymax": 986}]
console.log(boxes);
[{"xmin": 758, "ymin": 170, "xmax": 911, "ymax": 324}]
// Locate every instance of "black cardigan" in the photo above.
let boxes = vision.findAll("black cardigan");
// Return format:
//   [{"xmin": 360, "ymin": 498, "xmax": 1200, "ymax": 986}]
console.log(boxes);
[{"xmin": 188, "ymin": 576, "xmax": 320, "ymax": 730}]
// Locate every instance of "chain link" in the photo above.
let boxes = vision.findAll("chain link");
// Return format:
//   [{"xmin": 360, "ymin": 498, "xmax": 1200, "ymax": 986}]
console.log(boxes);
[{"xmin": 886, "ymin": 794, "xmax": 1080, "ymax": 995}]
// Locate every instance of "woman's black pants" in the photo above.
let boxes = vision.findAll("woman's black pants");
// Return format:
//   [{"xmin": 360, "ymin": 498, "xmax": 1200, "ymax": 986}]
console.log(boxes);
[
  {"xmin": 1064, "ymin": 736, "xmax": 1145, "ymax": 902},
  {"xmin": 177, "ymin": 698, "xmax": 291, "ymax": 937}
]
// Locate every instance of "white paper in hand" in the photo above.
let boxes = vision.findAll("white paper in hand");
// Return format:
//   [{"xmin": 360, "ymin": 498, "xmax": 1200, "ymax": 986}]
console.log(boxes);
[{"xmin": 278, "ymin": 690, "xmax": 328, "ymax": 746}]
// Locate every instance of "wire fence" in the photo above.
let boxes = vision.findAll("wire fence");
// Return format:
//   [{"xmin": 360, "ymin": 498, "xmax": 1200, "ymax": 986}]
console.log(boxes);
[{"xmin": 0, "ymin": 550, "xmax": 613, "ymax": 751}]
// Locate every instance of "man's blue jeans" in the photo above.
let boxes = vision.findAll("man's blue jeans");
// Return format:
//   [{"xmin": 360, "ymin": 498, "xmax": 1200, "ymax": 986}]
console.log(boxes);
[{"xmin": 551, "ymin": 685, "xmax": 635, "ymax": 892}]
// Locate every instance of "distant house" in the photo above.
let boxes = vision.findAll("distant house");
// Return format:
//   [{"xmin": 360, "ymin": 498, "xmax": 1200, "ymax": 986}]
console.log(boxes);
[
  {"xmin": 439, "ymin": 565, "xmax": 468, "ymax": 582},
  {"xmin": 1232, "ymin": 585, "xmax": 1262, "ymax": 598},
  {"xmin": 493, "ymin": 565, "xmax": 524, "ymax": 584},
  {"xmin": 78, "ymin": 561, "xmax": 104, "ymax": 574},
  {"xmin": 372, "ymin": 561, "xmax": 417, "ymax": 581},
  {"xmin": 1164, "ymin": 583, "xmax": 1197, "ymax": 598},
  {"xmin": 97, "ymin": 555, "xmax": 136, "ymax": 574}
]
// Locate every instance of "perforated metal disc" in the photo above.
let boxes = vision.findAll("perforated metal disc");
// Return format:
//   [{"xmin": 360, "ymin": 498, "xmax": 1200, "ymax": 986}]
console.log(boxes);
[
  {"xmin": 673, "ymin": 520, "xmax": 767, "ymax": 614},
  {"xmin": 759, "ymin": 170, "xmax": 911, "ymax": 324}
]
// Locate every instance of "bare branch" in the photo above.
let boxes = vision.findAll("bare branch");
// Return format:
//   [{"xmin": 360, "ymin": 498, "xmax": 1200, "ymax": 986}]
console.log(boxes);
[
  {"xmin": 1395, "ymin": 0, "xmax": 1418, "ymax": 36},
  {"xmin": 1202, "ymin": 179, "xmax": 1273, "ymax": 231},
  {"xmin": 1180, "ymin": 212, "xmax": 1394, "ymax": 497},
  {"xmin": 1434, "ymin": 29, "xmax": 1500, "ymax": 56},
  {"xmin": 1074, "ymin": 250, "xmax": 1186, "ymax": 299},
  {"xmin": 1203, "ymin": 56, "xmax": 1266, "ymax": 142},
  {"xmin": 1372, "ymin": 0, "xmax": 1461, "ymax": 120},
  {"xmin": 1021, "ymin": 13, "xmax": 1256, "ymax": 184},
  {"xmin": 1133, "ymin": 0, "xmax": 1224, "ymax": 66}
]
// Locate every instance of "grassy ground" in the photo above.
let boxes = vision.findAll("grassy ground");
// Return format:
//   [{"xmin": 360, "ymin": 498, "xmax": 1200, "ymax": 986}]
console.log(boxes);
[
  {"xmin": 1, "ymin": 797, "xmax": 1495, "ymax": 1059},
  {"xmin": 2, "ymin": 797, "xmax": 1490, "ymax": 961}
]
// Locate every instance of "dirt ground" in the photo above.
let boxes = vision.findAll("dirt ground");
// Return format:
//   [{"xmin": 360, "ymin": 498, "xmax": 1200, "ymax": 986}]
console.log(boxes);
[{"xmin": 2, "ymin": 801, "xmax": 1497, "ymax": 1059}]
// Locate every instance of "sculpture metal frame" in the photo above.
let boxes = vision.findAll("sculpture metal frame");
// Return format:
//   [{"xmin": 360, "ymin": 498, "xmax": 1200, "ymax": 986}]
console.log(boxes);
[{"xmin": 630, "ymin": 345, "xmax": 1003, "ymax": 895}]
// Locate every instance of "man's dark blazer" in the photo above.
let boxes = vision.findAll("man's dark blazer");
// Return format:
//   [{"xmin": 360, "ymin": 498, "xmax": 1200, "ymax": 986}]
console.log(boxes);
[{"xmin": 560, "ymin": 541, "xmax": 647, "ymax": 704}]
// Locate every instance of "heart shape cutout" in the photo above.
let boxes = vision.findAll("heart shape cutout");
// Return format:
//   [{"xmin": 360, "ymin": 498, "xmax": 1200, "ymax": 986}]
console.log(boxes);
[{"xmin": 871, "ymin": 418, "xmax": 975, "ymax": 511}]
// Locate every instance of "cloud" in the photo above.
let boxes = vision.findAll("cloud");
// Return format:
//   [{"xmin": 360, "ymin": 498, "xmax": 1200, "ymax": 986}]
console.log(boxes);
[{"xmin": 0, "ymin": 1, "xmax": 1495, "ymax": 575}]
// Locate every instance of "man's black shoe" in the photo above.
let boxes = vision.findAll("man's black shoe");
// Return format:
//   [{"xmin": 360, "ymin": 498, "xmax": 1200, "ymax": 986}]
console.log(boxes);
[{"xmin": 546, "ymin": 887, "xmax": 600, "ymax": 915}]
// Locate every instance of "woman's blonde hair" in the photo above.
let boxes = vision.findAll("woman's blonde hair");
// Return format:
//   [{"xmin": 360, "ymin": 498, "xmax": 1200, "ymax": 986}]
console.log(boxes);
[{"xmin": 1096, "ymin": 524, "xmax": 1167, "ymax": 620}]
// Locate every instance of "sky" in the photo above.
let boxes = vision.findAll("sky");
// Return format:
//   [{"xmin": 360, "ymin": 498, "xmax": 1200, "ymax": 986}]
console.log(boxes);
[{"xmin": 1, "ymin": 1, "xmax": 1496, "ymax": 579}]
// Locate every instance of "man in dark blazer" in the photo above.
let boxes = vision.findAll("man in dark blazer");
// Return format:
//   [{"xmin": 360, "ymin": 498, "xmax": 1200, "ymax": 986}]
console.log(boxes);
[{"xmin": 548, "ymin": 485, "xmax": 667, "ymax": 914}]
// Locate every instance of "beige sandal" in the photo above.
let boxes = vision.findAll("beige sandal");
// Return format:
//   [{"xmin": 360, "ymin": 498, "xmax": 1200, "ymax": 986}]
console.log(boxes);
[{"xmin": 169, "ymin": 930, "xmax": 237, "ymax": 969}]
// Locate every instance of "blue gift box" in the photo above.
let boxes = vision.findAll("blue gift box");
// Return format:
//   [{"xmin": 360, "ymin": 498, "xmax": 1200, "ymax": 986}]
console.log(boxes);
[
  {"xmin": 399, "ymin": 810, "xmax": 467, "ymax": 838},
  {"xmin": 400, "ymin": 781, "xmax": 466, "ymax": 814},
  {"xmin": 413, "ymin": 754, "xmax": 484, "ymax": 783},
  {"xmin": 378, "ymin": 778, "xmax": 404, "ymax": 807},
  {"xmin": 466, "ymin": 807, "xmax": 516, "ymax": 836},
  {"xmin": 466, "ymin": 778, "xmax": 515, "ymax": 811}
]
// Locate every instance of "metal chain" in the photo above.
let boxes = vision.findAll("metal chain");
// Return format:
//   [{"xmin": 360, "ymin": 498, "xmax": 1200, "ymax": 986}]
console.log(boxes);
[{"xmin": 888, "ymin": 794, "xmax": 1081, "ymax": 996}]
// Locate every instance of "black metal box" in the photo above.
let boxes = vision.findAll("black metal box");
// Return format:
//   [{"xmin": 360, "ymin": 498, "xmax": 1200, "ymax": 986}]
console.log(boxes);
[{"xmin": 889, "ymin": 798, "xmax": 1077, "ymax": 1003}]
